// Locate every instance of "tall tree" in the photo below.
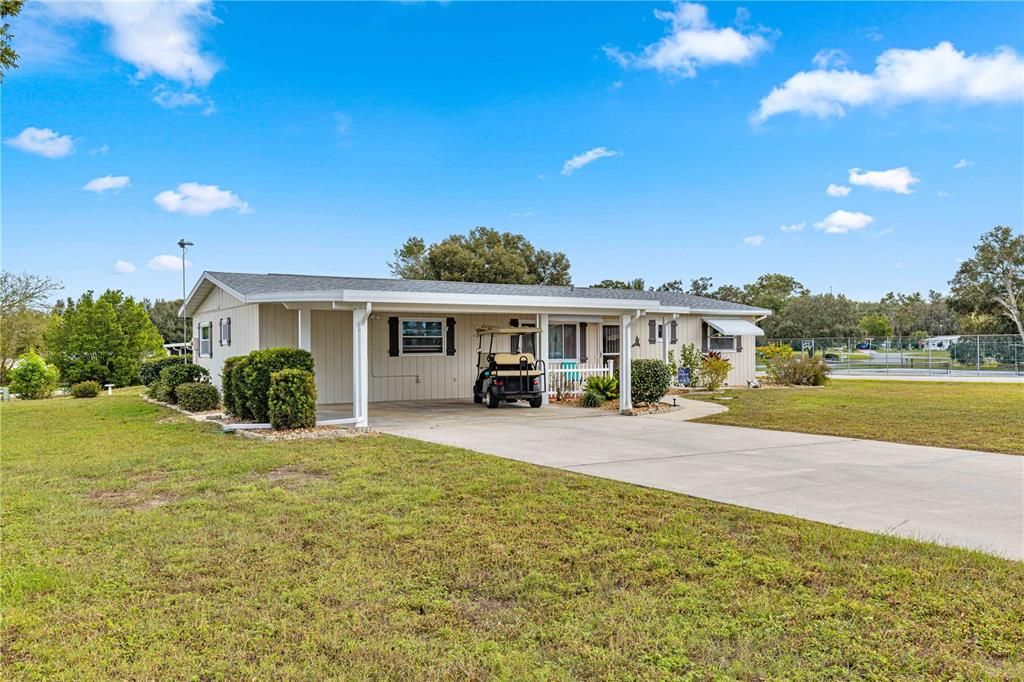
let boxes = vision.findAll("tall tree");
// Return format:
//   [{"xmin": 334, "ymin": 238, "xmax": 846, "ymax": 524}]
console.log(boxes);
[
  {"xmin": 771, "ymin": 294, "xmax": 860, "ymax": 339},
  {"xmin": 655, "ymin": 280, "xmax": 684, "ymax": 292},
  {"xmin": 145, "ymin": 298, "xmax": 191, "ymax": 344},
  {"xmin": 0, "ymin": 271, "xmax": 63, "ymax": 384},
  {"xmin": 949, "ymin": 226, "xmax": 1024, "ymax": 343},
  {"xmin": 858, "ymin": 312, "xmax": 894, "ymax": 338},
  {"xmin": 0, "ymin": 0, "xmax": 23, "ymax": 80},
  {"xmin": 44, "ymin": 290, "xmax": 165, "ymax": 386},
  {"xmin": 592, "ymin": 278, "xmax": 645, "ymax": 290},
  {"xmin": 389, "ymin": 227, "xmax": 572, "ymax": 286},
  {"xmin": 687, "ymin": 277, "xmax": 714, "ymax": 297}
]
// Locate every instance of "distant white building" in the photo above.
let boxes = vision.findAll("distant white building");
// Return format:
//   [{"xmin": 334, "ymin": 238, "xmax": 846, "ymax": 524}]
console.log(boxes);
[{"xmin": 923, "ymin": 335, "xmax": 960, "ymax": 350}]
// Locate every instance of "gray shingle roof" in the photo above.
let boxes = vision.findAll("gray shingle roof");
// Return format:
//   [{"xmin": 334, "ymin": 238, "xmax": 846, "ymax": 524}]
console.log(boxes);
[{"xmin": 204, "ymin": 271, "xmax": 766, "ymax": 313}]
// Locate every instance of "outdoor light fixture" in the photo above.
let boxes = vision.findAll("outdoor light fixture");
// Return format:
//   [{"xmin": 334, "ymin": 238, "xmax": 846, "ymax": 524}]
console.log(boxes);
[
  {"xmin": 177, "ymin": 239, "xmax": 193, "ymax": 362},
  {"xmin": 632, "ymin": 335, "xmax": 640, "ymax": 348}
]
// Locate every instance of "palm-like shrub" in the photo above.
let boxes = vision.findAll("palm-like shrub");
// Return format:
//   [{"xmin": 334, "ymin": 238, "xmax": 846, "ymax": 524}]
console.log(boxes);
[
  {"xmin": 584, "ymin": 374, "xmax": 619, "ymax": 401},
  {"xmin": 578, "ymin": 389, "xmax": 604, "ymax": 408}
]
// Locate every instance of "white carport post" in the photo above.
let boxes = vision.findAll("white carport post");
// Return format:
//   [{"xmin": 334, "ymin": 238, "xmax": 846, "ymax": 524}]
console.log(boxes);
[
  {"xmin": 297, "ymin": 307, "xmax": 312, "ymax": 352},
  {"xmin": 537, "ymin": 312, "xmax": 550, "ymax": 405},
  {"xmin": 619, "ymin": 313, "xmax": 633, "ymax": 414},
  {"xmin": 351, "ymin": 303, "xmax": 371, "ymax": 429}
]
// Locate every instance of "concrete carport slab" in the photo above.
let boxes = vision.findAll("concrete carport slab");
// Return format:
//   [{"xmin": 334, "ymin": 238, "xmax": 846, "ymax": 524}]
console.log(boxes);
[{"xmin": 364, "ymin": 399, "xmax": 1024, "ymax": 560}]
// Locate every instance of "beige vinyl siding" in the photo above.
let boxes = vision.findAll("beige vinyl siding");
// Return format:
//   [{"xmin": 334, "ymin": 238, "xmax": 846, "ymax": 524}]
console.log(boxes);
[
  {"xmin": 311, "ymin": 310, "xmax": 352, "ymax": 404},
  {"xmin": 191, "ymin": 288, "xmax": 259, "ymax": 387},
  {"xmin": 631, "ymin": 314, "xmax": 760, "ymax": 387},
  {"xmin": 259, "ymin": 303, "xmax": 298, "ymax": 348}
]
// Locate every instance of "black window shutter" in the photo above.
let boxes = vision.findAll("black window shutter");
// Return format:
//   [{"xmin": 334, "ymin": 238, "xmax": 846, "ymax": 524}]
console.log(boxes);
[
  {"xmin": 670, "ymin": 320, "xmax": 678, "ymax": 344},
  {"xmin": 737, "ymin": 336, "xmax": 743, "ymax": 352},
  {"xmin": 701, "ymin": 322, "xmax": 709, "ymax": 352},
  {"xmin": 579, "ymin": 322, "xmax": 588, "ymax": 363},
  {"xmin": 446, "ymin": 317, "xmax": 456, "ymax": 355},
  {"xmin": 648, "ymin": 319, "xmax": 657, "ymax": 344},
  {"xmin": 388, "ymin": 317, "xmax": 400, "ymax": 356}
]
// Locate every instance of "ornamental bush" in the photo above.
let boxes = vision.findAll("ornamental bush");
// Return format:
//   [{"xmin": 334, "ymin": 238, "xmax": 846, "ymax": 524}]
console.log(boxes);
[
  {"xmin": 759, "ymin": 344, "xmax": 795, "ymax": 382},
  {"xmin": 676, "ymin": 343, "xmax": 703, "ymax": 386},
  {"xmin": 268, "ymin": 369, "xmax": 317, "ymax": 430},
  {"xmin": 70, "ymin": 380, "xmax": 101, "ymax": 398},
  {"xmin": 699, "ymin": 355, "xmax": 732, "ymax": 391},
  {"xmin": 148, "ymin": 380, "xmax": 172, "ymax": 403},
  {"xmin": 630, "ymin": 359, "xmax": 672, "ymax": 406},
  {"xmin": 226, "ymin": 356, "xmax": 253, "ymax": 420},
  {"xmin": 176, "ymin": 382, "xmax": 221, "ymax": 412},
  {"xmin": 578, "ymin": 389, "xmax": 604, "ymax": 408},
  {"xmin": 221, "ymin": 356, "xmax": 243, "ymax": 417},
  {"xmin": 243, "ymin": 348, "xmax": 315, "ymax": 423},
  {"xmin": 770, "ymin": 355, "xmax": 830, "ymax": 386},
  {"xmin": 140, "ymin": 356, "xmax": 185, "ymax": 386},
  {"xmin": 8, "ymin": 350, "xmax": 60, "ymax": 400},
  {"xmin": 584, "ymin": 374, "xmax": 618, "ymax": 401},
  {"xmin": 159, "ymin": 363, "xmax": 211, "ymax": 403}
]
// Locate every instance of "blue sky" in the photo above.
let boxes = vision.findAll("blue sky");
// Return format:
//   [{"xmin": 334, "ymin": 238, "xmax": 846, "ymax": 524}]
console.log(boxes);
[{"xmin": 4, "ymin": 1, "xmax": 1023, "ymax": 303}]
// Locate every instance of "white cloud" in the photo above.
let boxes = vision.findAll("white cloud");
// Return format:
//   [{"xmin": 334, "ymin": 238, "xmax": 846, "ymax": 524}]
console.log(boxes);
[
  {"xmin": 780, "ymin": 222, "xmax": 805, "ymax": 233},
  {"xmin": 826, "ymin": 183, "xmax": 851, "ymax": 197},
  {"xmin": 113, "ymin": 260, "xmax": 137, "ymax": 274},
  {"xmin": 83, "ymin": 175, "xmax": 131, "ymax": 193},
  {"xmin": 815, "ymin": 210, "xmax": 875, "ymax": 234},
  {"xmin": 753, "ymin": 42, "xmax": 1024, "ymax": 123},
  {"xmin": 937, "ymin": 190, "xmax": 951, "ymax": 197},
  {"xmin": 848, "ymin": 166, "xmax": 919, "ymax": 194},
  {"xmin": 861, "ymin": 27, "xmax": 883, "ymax": 43},
  {"xmin": 954, "ymin": 158, "xmax": 974, "ymax": 169},
  {"xmin": 89, "ymin": 144, "xmax": 110, "ymax": 155},
  {"xmin": 44, "ymin": 0, "xmax": 221, "ymax": 87},
  {"xmin": 153, "ymin": 85, "xmax": 215, "ymax": 115},
  {"xmin": 154, "ymin": 182, "xmax": 252, "ymax": 216},
  {"xmin": 605, "ymin": 2, "xmax": 772, "ymax": 78},
  {"xmin": 5, "ymin": 127, "xmax": 74, "ymax": 158},
  {"xmin": 561, "ymin": 147, "xmax": 620, "ymax": 175},
  {"xmin": 812, "ymin": 48, "xmax": 850, "ymax": 70},
  {"xmin": 610, "ymin": 80, "xmax": 624, "ymax": 90},
  {"xmin": 148, "ymin": 255, "xmax": 191, "ymax": 271},
  {"xmin": 742, "ymin": 235, "xmax": 764, "ymax": 246},
  {"xmin": 510, "ymin": 211, "xmax": 534, "ymax": 218}
]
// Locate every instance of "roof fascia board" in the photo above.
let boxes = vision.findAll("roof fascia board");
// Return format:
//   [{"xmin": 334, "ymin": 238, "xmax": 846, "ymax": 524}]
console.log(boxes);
[{"xmin": 245, "ymin": 289, "xmax": 662, "ymax": 310}]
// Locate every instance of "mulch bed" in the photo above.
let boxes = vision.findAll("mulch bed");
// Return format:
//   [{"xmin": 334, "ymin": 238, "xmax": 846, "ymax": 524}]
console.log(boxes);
[{"xmin": 233, "ymin": 426, "xmax": 377, "ymax": 442}]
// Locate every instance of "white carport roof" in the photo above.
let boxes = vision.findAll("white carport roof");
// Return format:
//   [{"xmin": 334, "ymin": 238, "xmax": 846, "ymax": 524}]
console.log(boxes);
[{"xmin": 704, "ymin": 317, "xmax": 766, "ymax": 336}]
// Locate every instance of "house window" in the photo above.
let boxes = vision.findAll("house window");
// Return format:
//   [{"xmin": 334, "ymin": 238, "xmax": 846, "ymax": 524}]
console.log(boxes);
[
  {"xmin": 657, "ymin": 324, "xmax": 664, "ymax": 340},
  {"xmin": 219, "ymin": 317, "xmax": 231, "ymax": 346},
  {"xmin": 400, "ymin": 318, "xmax": 445, "ymax": 355},
  {"xmin": 708, "ymin": 331, "xmax": 737, "ymax": 352},
  {"xmin": 515, "ymin": 321, "xmax": 537, "ymax": 356},
  {"xmin": 198, "ymin": 322, "xmax": 213, "ymax": 358},
  {"xmin": 549, "ymin": 323, "xmax": 578, "ymax": 360}
]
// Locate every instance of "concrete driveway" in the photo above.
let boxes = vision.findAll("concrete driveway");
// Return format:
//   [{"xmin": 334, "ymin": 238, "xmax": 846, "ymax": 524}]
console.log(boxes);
[{"xmin": 364, "ymin": 399, "xmax": 1024, "ymax": 560}]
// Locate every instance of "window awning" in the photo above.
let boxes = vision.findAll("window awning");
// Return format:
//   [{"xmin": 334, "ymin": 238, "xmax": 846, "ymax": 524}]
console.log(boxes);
[{"xmin": 703, "ymin": 317, "xmax": 765, "ymax": 337}]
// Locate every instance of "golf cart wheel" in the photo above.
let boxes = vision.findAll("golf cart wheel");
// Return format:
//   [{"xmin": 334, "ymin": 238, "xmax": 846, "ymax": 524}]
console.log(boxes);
[
  {"xmin": 486, "ymin": 389, "xmax": 500, "ymax": 409},
  {"xmin": 529, "ymin": 396, "xmax": 543, "ymax": 408}
]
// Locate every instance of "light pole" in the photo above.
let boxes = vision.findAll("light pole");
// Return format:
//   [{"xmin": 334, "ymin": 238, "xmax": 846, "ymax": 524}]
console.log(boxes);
[{"xmin": 177, "ymin": 239, "xmax": 193, "ymax": 362}]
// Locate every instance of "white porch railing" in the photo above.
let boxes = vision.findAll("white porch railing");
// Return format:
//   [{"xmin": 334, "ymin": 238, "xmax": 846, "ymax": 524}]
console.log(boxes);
[{"xmin": 547, "ymin": 362, "xmax": 614, "ymax": 397}]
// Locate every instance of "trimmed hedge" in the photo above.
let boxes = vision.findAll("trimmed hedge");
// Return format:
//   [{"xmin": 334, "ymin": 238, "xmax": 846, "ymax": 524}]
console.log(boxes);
[
  {"xmin": 268, "ymin": 369, "xmax": 317, "ymax": 430},
  {"xmin": 70, "ymin": 381, "xmax": 101, "ymax": 398},
  {"xmin": 176, "ymin": 382, "xmax": 221, "ymax": 412},
  {"xmin": 221, "ymin": 356, "xmax": 244, "ymax": 417},
  {"xmin": 140, "ymin": 356, "xmax": 185, "ymax": 386},
  {"xmin": 226, "ymin": 356, "xmax": 253, "ymax": 420},
  {"xmin": 148, "ymin": 380, "xmax": 172, "ymax": 403},
  {"xmin": 631, "ymin": 359, "xmax": 672, "ymax": 406},
  {"xmin": 243, "ymin": 348, "xmax": 315, "ymax": 423},
  {"xmin": 159, "ymin": 363, "xmax": 212, "ymax": 403}
]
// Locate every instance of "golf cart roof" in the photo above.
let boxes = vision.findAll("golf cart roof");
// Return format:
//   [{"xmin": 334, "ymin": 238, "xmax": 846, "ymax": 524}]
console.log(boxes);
[{"xmin": 474, "ymin": 326, "xmax": 539, "ymax": 336}]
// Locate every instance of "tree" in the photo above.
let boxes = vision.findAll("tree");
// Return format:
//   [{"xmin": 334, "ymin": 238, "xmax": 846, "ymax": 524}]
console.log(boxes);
[
  {"xmin": 389, "ymin": 227, "xmax": 572, "ymax": 285},
  {"xmin": 949, "ymin": 226, "xmax": 1024, "ymax": 343},
  {"xmin": 44, "ymin": 290, "xmax": 165, "ymax": 386},
  {"xmin": 655, "ymin": 280, "xmax": 684, "ymax": 292},
  {"xmin": 8, "ymin": 350, "xmax": 59, "ymax": 399},
  {"xmin": 593, "ymin": 278, "xmax": 645, "ymax": 290},
  {"xmin": 145, "ymin": 298, "xmax": 191, "ymax": 344},
  {"xmin": 858, "ymin": 312, "xmax": 893, "ymax": 338},
  {"xmin": 771, "ymin": 294, "xmax": 860, "ymax": 339},
  {"xmin": 710, "ymin": 284, "xmax": 746, "ymax": 304},
  {"xmin": 0, "ymin": 271, "xmax": 62, "ymax": 384},
  {"xmin": 0, "ymin": 0, "xmax": 23, "ymax": 80},
  {"xmin": 742, "ymin": 273, "xmax": 808, "ymax": 315},
  {"xmin": 687, "ymin": 277, "xmax": 713, "ymax": 297}
]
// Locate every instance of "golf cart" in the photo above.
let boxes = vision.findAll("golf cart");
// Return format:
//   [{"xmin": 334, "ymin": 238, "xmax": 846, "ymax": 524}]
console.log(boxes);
[{"xmin": 473, "ymin": 326, "xmax": 547, "ymax": 408}]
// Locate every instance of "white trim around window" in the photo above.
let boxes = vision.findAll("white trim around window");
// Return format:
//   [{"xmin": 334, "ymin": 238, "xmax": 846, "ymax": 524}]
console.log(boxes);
[
  {"xmin": 399, "ymin": 317, "xmax": 445, "ymax": 356},
  {"xmin": 219, "ymin": 317, "xmax": 231, "ymax": 346},
  {"xmin": 198, "ymin": 322, "xmax": 213, "ymax": 358}
]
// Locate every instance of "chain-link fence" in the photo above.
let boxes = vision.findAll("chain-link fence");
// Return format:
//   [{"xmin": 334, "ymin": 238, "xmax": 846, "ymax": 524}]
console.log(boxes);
[{"xmin": 756, "ymin": 335, "xmax": 1024, "ymax": 378}]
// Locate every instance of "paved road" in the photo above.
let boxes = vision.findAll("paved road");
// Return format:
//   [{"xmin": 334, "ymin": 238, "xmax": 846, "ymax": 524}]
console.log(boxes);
[{"xmin": 364, "ymin": 399, "xmax": 1024, "ymax": 560}]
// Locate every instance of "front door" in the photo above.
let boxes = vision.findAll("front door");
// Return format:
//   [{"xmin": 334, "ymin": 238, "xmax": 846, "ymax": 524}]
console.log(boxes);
[{"xmin": 601, "ymin": 324, "xmax": 620, "ymax": 371}]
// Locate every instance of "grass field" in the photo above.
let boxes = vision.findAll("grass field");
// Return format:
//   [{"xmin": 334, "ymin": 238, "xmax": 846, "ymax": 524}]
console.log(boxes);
[
  {"xmin": 3, "ymin": 392, "xmax": 1023, "ymax": 678},
  {"xmin": 692, "ymin": 380, "xmax": 1024, "ymax": 455}
]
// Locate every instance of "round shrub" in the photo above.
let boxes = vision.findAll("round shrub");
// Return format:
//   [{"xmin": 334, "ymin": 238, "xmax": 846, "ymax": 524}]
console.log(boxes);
[
  {"xmin": 70, "ymin": 380, "xmax": 101, "ymax": 398},
  {"xmin": 578, "ymin": 389, "xmax": 604, "ymax": 408},
  {"xmin": 268, "ymin": 368, "xmax": 317, "ymax": 430},
  {"xmin": 176, "ymin": 382, "xmax": 221, "ymax": 412},
  {"xmin": 243, "ymin": 348, "xmax": 315, "ymax": 423},
  {"xmin": 148, "ymin": 380, "xmax": 172, "ymax": 403},
  {"xmin": 699, "ymin": 355, "xmax": 732, "ymax": 390},
  {"xmin": 140, "ymin": 356, "xmax": 185, "ymax": 386},
  {"xmin": 159, "ymin": 363, "xmax": 212, "ymax": 403},
  {"xmin": 8, "ymin": 350, "xmax": 60, "ymax": 400},
  {"xmin": 630, "ymin": 359, "xmax": 672, "ymax": 406}
]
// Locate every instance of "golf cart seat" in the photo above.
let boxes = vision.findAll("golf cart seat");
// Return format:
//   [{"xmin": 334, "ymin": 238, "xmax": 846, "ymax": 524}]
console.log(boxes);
[{"xmin": 491, "ymin": 352, "xmax": 536, "ymax": 365}]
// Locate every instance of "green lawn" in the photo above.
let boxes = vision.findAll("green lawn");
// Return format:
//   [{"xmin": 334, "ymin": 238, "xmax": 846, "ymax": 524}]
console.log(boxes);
[
  {"xmin": 691, "ymin": 380, "xmax": 1024, "ymax": 455},
  {"xmin": 3, "ymin": 392, "xmax": 1023, "ymax": 679}
]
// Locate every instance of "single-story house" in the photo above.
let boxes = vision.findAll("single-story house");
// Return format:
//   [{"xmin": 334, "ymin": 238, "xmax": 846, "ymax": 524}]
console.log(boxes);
[{"xmin": 181, "ymin": 272, "xmax": 769, "ymax": 426}]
